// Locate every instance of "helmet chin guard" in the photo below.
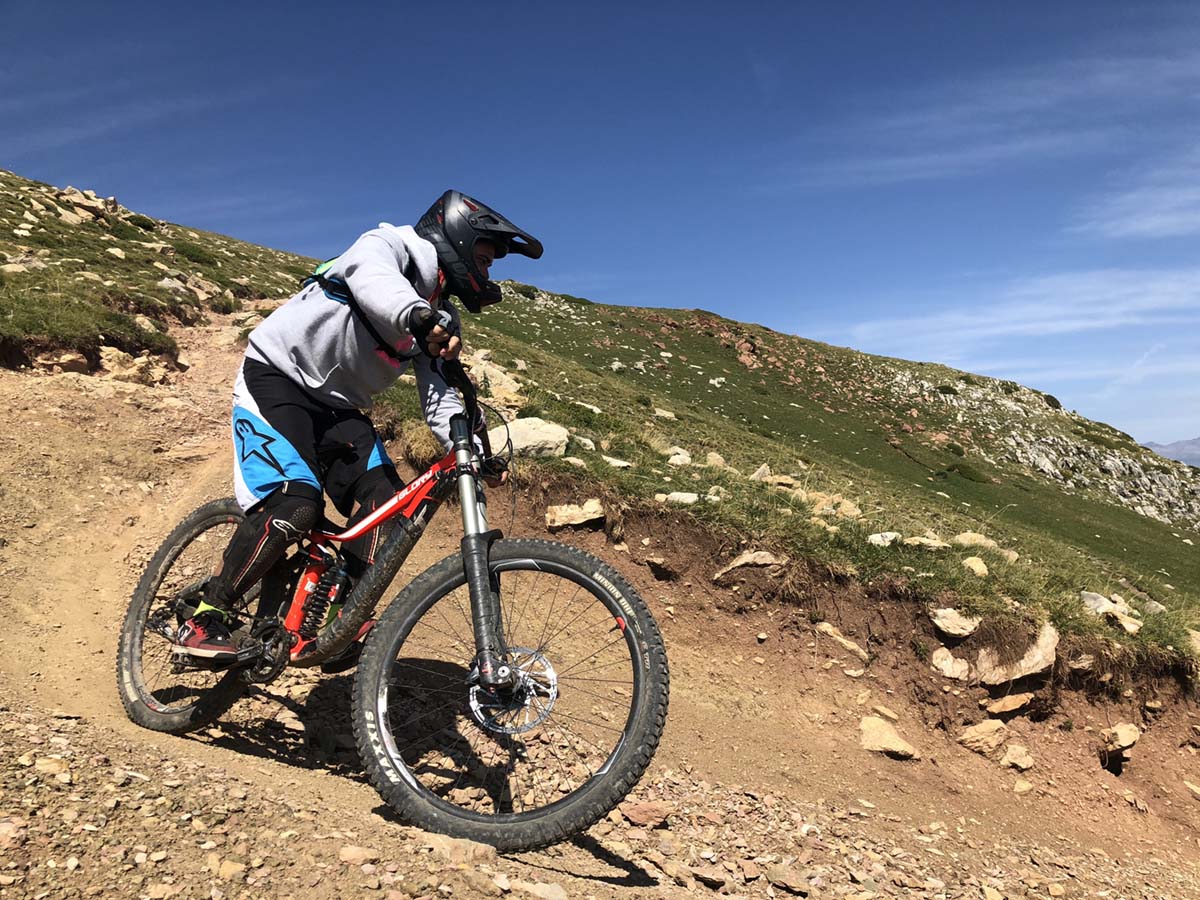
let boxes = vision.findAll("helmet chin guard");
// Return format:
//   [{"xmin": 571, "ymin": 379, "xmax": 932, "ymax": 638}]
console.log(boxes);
[{"xmin": 415, "ymin": 190, "xmax": 543, "ymax": 313}]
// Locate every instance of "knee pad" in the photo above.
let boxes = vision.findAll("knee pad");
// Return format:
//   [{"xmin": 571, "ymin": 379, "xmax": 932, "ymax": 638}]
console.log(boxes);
[{"xmin": 248, "ymin": 482, "xmax": 323, "ymax": 541}]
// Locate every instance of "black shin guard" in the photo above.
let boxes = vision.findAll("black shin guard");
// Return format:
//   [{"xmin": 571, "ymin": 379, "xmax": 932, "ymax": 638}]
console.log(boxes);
[{"xmin": 209, "ymin": 483, "xmax": 323, "ymax": 608}]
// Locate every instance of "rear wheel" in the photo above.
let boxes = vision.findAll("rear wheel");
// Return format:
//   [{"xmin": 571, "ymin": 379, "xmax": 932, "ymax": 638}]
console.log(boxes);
[
  {"xmin": 116, "ymin": 498, "xmax": 251, "ymax": 734},
  {"xmin": 353, "ymin": 538, "xmax": 669, "ymax": 851}
]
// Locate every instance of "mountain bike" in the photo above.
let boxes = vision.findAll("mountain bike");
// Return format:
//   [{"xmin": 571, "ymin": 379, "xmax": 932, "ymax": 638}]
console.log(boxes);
[{"xmin": 115, "ymin": 359, "xmax": 668, "ymax": 849}]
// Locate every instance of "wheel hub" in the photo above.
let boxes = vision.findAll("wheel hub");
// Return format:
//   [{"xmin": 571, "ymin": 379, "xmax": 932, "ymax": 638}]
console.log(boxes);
[{"xmin": 468, "ymin": 647, "xmax": 558, "ymax": 735}]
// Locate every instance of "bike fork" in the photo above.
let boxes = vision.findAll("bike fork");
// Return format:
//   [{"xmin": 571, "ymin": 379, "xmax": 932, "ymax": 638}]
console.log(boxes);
[{"xmin": 450, "ymin": 415, "xmax": 512, "ymax": 689}]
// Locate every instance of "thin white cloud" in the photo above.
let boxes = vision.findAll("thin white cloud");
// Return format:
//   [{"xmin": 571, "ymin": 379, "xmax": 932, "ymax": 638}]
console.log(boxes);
[
  {"xmin": 1, "ymin": 81, "xmax": 287, "ymax": 161},
  {"xmin": 1074, "ymin": 146, "xmax": 1200, "ymax": 237},
  {"xmin": 973, "ymin": 354, "xmax": 1200, "ymax": 386},
  {"xmin": 787, "ymin": 129, "xmax": 1118, "ymax": 188},
  {"xmin": 779, "ymin": 48, "xmax": 1200, "ymax": 188},
  {"xmin": 846, "ymin": 269, "xmax": 1200, "ymax": 354}
]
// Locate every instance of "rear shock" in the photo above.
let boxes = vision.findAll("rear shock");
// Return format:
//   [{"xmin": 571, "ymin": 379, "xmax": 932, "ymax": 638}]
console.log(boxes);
[{"xmin": 286, "ymin": 544, "xmax": 350, "ymax": 648}]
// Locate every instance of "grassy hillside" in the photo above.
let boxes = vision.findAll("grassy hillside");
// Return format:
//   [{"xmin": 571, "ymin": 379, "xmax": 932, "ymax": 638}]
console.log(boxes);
[
  {"xmin": 0, "ymin": 168, "xmax": 313, "ymax": 367},
  {"xmin": 443, "ymin": 285, "xmax": 1200, "ymax": 657},
  {"xmin": 2, "ymin": 167, "xmax": 1196, "ymax": 661}
]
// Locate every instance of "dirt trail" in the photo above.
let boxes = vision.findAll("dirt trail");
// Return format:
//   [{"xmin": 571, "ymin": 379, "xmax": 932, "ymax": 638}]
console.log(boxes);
[{"xmin": 1, "ymin": 310, "xmax": 1199, "ymax": 899}]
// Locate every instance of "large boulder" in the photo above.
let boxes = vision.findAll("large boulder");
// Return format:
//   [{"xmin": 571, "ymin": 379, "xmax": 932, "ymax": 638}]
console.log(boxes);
[
  {"xmin": 976, "ymin": 623, "xmax": 1058, "ymax": 685},
  {"xmin": 490, "ymin": 417, "xmax": 568, "ymax": 457}
]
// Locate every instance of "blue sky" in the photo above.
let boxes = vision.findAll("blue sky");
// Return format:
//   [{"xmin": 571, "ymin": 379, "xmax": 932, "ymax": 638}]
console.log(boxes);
[{"xmin": 4, "ymin": 1, "xmax": 1200, "ymax": 442}]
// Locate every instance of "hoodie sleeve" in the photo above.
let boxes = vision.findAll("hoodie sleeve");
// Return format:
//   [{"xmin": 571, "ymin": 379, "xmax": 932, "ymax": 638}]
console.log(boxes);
[
  {"xmin": 338, "ymin": 231, "xmax": 431, "ymax": 335},
  {"xmin": 412, "ymin": 354, "xmax": 485, "ymax": 452}
]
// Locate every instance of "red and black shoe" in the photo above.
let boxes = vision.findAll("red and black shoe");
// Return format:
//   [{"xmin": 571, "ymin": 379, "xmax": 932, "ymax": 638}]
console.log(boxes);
[{"xmin": 175, "ymin": 612, "xmax": 237, "ymax": 661}]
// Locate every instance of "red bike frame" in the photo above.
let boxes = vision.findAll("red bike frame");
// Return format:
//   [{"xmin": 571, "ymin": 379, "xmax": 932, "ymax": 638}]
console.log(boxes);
[{"xmin": 280, "ymin": 448, "xmax": 461, "ymax": 658}]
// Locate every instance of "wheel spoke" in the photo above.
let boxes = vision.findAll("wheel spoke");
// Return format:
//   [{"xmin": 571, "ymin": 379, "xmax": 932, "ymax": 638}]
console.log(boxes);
[{"xmin": 370, "ymin": 551, "xmax": 657, "ymax": 827}]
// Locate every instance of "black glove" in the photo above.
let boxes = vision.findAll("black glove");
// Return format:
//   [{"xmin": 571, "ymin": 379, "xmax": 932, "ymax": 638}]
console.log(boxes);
[
  {"xmin": 479, "ymin": 456, "xmax": 508, "ymax": 482},
  {"xmin": 409, "ymin": 305, "xmax": 453, "ymax": 357}
]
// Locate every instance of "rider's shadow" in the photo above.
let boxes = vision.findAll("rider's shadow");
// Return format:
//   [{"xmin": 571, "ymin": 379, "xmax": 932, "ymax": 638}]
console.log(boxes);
[{"xmin": 191, "ymin": 675, "xmax": 364, "ymax": 777}]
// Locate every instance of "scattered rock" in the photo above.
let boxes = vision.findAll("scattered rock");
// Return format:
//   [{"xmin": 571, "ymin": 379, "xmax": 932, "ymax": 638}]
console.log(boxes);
[
  {"xmin": 1014, "ymin": 778, "xmax": 1034, "ymax": 795},
  {"xmin": 1000, "ymin": 744, "xmax": 1035, "ymax": 771},
  {"xmin": 689, "ymin": 863, "xmax": 728, "ymax": 888},
  {"xmin": 976, "ymin": 623, "xmax": 1059, "ymax": 685},
  {"xmin": 951, "ymin": 531, "xmax": 997, "ymax": 549},
  {"xmin": 835, "ymin": 499, "xmax": 862, "ymax": 519},
  {"xmin": 217, "ymin": 859, "xmax": 246, "ymax": 880},
  {"xmin": 958, "ymin": 719, "xmax": 1009, "ymax": 757},
  {"xmin": 663, "ymin": 491, "xmax": 699, "ymax": 505},
  {"xmin": 868, "ymin": 531, "xmax": 901, "ymax": 547},
  {"xmin": 653, "ymin": 407, "xmax": 676, "ymax": 420},
  {"xmin": 421, "ymin": 832, "xmax": 496, "ymax": 864},
  {"xmin": 872, "ymin": 704, "xmax": 900, "ymax": 722},
  {"xmin": 962, "ymin": 556, "xmax": 988, "ymax": 577},
  {"xmin": 601, "ymin": 455, "xmax": 632, "ymax": 468},
  {"xmin": 545, "ymin": 499, "xmax": 605, "ymax": 529},
  {"xmin": 705, "ymin": 451, "xmax": 727, "ymax": 467},
  {"xmin": 903, "ymin": 535, "xmax": 951, "ymax": 550},
  {"xmin": 491, "ymin": 417, "xmax": 568, "ymax": 457},
  {"xmin": 619, "ymin": 799, "xmax": 674, "ymax": 827},
  {"xmin": 666, "ymin": 446, "xmax": 692, "ymax": 466},
  {"xmin": 815, "ymin": 622, "xmax": 870, "ymax": 662},
  {"xmin": 338, "ymin": 846, "xmax": 380, "ymax": 866},
  {"xmin": 764, "ymin": 863, "xmax": 810, "ymax": 894},
  {"xmin": 712, "ymin": 550, "xmax": 789, "ymax": 581},
  {"xmin": 930, "ymin": 607, "xmax": 981, "ymax": 637},
  {"xmin": 509, "ymin": 880, "xmax": 568, "ymax": 900},
  {"xmin": 1184, "ymin": 780, "xmax": 1200, "ymax": 801},
  {"xmin": 931, "ymin": 647, "xmax": 970, "ymax": 681},
  {"xmin": 748, "ymin": 463, "xmax": 772, "ymax": 481},
  {"xmin": 860, "ymin": 716, "xmax": 920, "ymax": 759},
  {"xmin": 987, "ymin": 692, "xmax": 1034, "ymax": 715},
  {"xmin": 1101, "ymin": 723, "xmax": 1140, "ymax": 753}
]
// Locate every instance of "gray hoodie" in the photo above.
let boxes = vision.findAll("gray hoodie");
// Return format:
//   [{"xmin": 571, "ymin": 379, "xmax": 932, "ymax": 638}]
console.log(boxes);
[{"xmin": 245, "ymin": 223, "xmax": 469, "ymax": 447}]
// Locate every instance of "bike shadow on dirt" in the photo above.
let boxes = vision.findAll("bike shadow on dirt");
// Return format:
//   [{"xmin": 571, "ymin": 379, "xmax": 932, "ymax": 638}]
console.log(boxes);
[
  {"xmin": 367, "ymin": 802, "xmax": 655, "ymax": 885},
  {"xmin": 186, "ymin": 673, "xmax": 366, "ymax": 779}
]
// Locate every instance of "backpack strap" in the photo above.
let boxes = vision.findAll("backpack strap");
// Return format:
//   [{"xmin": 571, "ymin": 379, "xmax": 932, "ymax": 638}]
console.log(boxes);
[{"xmin": 303, "ymin": 263, "xmax": 407, "ymax": 362}]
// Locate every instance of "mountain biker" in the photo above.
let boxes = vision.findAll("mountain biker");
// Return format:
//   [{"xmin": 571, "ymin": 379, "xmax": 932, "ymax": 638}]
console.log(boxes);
[{"xmin": 176, "ymin": 190, "xmax": 543, "ymax": 662}]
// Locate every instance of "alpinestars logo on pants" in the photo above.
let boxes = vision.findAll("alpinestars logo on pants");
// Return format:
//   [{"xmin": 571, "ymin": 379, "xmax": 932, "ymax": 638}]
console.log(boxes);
[{"xmin": 235, "ymin": 418, "xmax": 284, "ymax": 476}]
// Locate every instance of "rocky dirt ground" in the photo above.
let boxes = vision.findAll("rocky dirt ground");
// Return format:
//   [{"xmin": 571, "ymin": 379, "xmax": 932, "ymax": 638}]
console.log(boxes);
[{"xmin": 0, "ymin": 308, "xmax": 1198, "ymax": 899}]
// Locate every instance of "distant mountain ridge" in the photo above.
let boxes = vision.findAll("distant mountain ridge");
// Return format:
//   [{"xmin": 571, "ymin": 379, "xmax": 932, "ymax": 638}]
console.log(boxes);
[{"xmin": 1145, "ymin": 437, "xmax": 1200, "ymax": 467}]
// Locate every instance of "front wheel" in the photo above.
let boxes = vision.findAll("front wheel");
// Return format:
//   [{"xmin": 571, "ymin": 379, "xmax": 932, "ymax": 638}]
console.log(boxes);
[{"xmin": 353, "ymin": 538, "xmax": 669, "ymax": 851}]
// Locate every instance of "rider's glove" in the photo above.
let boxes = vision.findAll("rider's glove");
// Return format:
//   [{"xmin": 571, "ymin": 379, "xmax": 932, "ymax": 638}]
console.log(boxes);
[
  {"xmin": 479, "ymin": 456, "xmax": 508, "ymax": 481},
  {"xmin": 409, "ymin": 305, "xmax": 454, "ymax": 357}
]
